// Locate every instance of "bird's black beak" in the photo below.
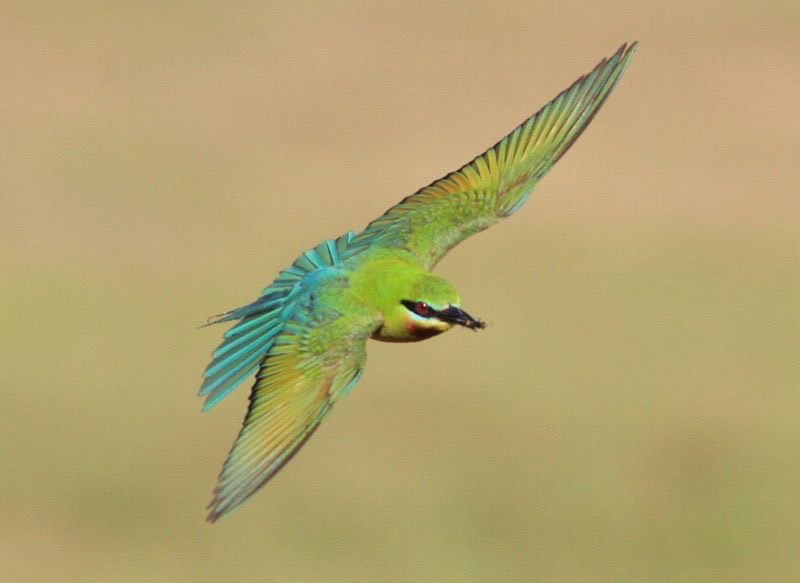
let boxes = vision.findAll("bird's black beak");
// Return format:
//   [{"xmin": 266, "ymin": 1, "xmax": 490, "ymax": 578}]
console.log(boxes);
[{"xmin": 437, "ymin": 306, "xmax": 486, "ymax": 331}]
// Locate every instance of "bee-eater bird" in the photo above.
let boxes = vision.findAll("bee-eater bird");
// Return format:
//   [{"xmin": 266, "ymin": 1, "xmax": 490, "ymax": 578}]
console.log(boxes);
[{"xmin": 200, "ymin": 42, "xmax": 637, "ymax": 522}]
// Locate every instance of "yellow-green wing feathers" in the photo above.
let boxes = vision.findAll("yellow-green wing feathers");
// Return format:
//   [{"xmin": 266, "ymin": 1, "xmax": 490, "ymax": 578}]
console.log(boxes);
[
  {"xmin": 200, "ymin": 43, "xmax": 636, "ymax": 521},
  {"xmin": 206, "ymin": 300, "xmax": 379, "ymax": 522},
  {"xmin": 199, "ymin": 232, "xmax": 356, "ymax": 412},
  {"xmin": 349, "ymin": 43, "xmax": 637, "ymax": 268}
]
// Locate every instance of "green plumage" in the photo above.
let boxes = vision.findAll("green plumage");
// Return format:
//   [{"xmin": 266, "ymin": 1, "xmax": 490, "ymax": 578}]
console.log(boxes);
[
  {"xmin": 201, "ymin": 43, "xmax": 637, "ymax": 521},
  {"xmin": 348, "ymin": 43, "xmax": 636, "ymax": 268}
]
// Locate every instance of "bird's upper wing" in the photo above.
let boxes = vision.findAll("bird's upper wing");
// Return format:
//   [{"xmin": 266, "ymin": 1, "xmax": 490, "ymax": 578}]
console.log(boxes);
[
  {"xmin": 346, "ymin": 43, "xmax": 636, "ymax": 270},
  {"xmin": 206, "ymin": 286, "xmax": 380, "ymax": 522}
]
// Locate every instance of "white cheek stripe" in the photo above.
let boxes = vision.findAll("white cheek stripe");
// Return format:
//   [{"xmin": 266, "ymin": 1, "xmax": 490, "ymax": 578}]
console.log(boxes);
[
  {"xmin": 407, "ymin": 311, "xmax": 432, "ymax": 324},
  {"xmin": 405, "ymin": 304, "xmax": 456, "ymax": 326}
]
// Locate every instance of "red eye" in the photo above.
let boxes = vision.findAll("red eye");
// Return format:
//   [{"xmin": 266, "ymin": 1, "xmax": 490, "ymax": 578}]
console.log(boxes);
[{"xmin": 415, "ymin": 302, "xmax": 430, "ymax": 316}]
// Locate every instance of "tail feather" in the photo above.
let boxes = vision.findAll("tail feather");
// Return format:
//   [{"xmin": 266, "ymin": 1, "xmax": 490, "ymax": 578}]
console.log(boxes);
[{"xmin": 198, "ymin": 231, "xmax": 357, "ymax": 410}]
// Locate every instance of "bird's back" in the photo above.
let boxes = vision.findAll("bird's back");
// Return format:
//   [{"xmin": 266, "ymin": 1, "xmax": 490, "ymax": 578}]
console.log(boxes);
[{"xmin": 199, "ymin": 231, "xmax": 362, "ymax": 411}]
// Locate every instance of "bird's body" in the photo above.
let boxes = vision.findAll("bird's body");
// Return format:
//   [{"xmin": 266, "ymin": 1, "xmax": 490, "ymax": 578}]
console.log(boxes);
[{"xmin": 200, "ymin": 43, "xmax": 637, "ymax": 521}]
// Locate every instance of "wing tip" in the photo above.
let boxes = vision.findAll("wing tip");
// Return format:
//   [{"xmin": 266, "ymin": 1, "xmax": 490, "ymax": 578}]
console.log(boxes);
[
  {"xmin": 204, "ymin": 421, "xmax": 325, "ymax": 523},
  {"xmin": 543, "ymin": 40, "xmax": 638, "ymax": 160},
  {"xmin": 616, "ymin": 41, "xmax": 638, "ymax": 69}
]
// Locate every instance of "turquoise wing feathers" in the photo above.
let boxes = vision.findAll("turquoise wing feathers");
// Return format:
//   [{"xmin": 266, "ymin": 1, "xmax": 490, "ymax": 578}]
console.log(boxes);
[
  {"xmin": 348, "ymin": 42, "xmax": 637, "ymax": 269},
  {"xmin": 199, "ymin": 232, "xmax": 356, "ymax": 411},
  {"xmin": 199, "ymin": 43, "xmax": 636, "ymax": 521},
  {"xmin": 206, "ymin": 290, "xmax": 380, "ymax": 522}
]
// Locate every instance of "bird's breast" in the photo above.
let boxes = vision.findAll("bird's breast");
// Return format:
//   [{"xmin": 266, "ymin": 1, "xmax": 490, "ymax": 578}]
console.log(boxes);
[{"xmin": 370, "ymin": 321, "xmax": 448, "ymax": 343}]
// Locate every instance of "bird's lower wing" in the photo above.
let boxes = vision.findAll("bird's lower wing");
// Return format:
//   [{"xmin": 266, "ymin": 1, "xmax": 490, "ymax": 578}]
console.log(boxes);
[
  {"xmin": 347, "ymin": 43, "xmax": 636, "ymax": 269},
  {"xmin": 206, "ymin": 300, "xmax": 380, "ymax": 522},
  {"xmin": 198, "ymin": 232, "xmax": 356, "ymax": 411}
]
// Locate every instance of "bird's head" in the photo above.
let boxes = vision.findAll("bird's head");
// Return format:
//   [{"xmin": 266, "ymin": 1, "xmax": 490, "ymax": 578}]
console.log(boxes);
[{"xmin": 375, "ymin": 273, "xmax": 485, "ymax": 342}]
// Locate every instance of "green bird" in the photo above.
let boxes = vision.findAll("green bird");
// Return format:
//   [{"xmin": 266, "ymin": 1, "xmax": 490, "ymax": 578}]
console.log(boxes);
[{"xmin": 200, "ymin": 42, "xmax": 637, "ymax": 522}]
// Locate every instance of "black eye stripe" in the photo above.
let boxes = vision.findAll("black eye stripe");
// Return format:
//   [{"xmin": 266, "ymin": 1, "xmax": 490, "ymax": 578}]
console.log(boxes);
[{"xmin": 401, "ymin": 299, "xmax": 436, "ymax": 318}]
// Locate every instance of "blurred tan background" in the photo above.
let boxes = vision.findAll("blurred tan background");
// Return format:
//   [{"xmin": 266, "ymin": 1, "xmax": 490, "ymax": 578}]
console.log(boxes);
[{"xmin": 2, "ymin": 1, "xmax": 798, "ymax": 581}]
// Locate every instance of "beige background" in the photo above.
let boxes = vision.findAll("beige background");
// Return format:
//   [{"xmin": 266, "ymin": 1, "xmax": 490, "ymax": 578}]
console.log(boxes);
[{"xmin": 2, "ymin": 1, "xmax": 798, "ymax": 581}]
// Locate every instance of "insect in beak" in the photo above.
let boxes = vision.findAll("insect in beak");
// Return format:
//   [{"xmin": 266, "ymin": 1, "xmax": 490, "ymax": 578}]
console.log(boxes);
[{"xmin": 436, "ymin": 306, "xmax": 486, "ymax": 330}]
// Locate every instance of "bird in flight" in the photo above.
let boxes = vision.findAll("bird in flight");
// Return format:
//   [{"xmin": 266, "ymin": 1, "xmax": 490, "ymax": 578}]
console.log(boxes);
[{"xmin": 199, "ymin": 43, "xmax": 637, "ymax": 522}]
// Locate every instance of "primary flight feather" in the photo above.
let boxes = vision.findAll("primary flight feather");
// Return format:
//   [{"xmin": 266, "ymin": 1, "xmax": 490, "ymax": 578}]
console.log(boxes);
[{"xmin": 200, "ymin": 42, "xmax": 637, "ymax": 522}]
